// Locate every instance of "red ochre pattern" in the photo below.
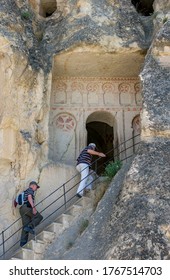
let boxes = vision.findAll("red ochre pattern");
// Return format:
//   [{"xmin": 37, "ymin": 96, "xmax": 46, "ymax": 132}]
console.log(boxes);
[{"xmin": 55, "ymin": 114, "xmax": 76, "ymax": 131}]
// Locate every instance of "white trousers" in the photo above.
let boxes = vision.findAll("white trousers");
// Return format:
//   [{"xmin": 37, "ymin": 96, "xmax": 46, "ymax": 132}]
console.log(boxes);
[{"xmin": 76, "ymin": 163, "xmax": 93, "ymax": 196}]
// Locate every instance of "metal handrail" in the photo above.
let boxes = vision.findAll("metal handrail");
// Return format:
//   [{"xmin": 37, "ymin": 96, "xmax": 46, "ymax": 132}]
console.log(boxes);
[{"xmin": 0, "ymin": 134, "xmax": 140, "ymax": 259}]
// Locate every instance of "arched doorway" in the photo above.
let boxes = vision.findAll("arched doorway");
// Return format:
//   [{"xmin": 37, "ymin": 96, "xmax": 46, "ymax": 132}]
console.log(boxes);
[
  {"xmin": 86, "ymin": 111, "xmax": 115, "ymax": 174},
  {"xmin": 132, "ymin": 114, "xmax": 141, "ymax": 153}
]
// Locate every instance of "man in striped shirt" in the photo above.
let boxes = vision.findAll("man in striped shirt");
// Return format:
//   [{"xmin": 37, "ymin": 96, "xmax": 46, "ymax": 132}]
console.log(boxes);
[
  {"xmin": 19, "ymin": 181, "xmax": 43, "ymax": 247},
  {"xmin": 76, "ymin": 143, "xmax": 106, "ymax": 198}
]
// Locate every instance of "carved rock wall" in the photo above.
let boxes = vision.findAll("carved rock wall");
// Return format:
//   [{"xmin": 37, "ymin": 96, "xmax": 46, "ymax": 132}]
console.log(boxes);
[
  {"xmin": 49, "ymin": 77, "xmax": 141, "ymax": 163},
  {"xmin": 0, "ymin": 0, "xmax": 169, "ymax": 260},
  {"xmin": 0, "ymin": 36, "xmax": 50, "ymax": 231},
  {"xmin": 46, "ymin": 1, "xmax": 170, "ymax": 260},
  {"xmin": 153, "ymin": 0, "xmax": 170, "ymax": 11}
]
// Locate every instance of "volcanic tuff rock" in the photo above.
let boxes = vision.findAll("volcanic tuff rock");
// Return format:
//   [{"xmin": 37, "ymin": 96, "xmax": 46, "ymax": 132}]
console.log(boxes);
[
  {"xmin": 0, "ymin": 0, "xmax": 149, "ymax": 229},
  {"xmin": 0, "ymin": 0, "xmax": 154, "ymax": 70},
  {"xmin": 0, "ymin": 0, "xmax": 169, "ymax": 260},
  {"xmin": 62, "ymin": 140, "xmax": 170, "ymax": 260}
]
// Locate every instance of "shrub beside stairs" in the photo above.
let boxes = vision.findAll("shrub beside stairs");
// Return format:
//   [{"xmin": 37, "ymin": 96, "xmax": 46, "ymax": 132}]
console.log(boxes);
[{"xmin": 11, "ymin": 178, "xmax": 108, "ymax": 260}]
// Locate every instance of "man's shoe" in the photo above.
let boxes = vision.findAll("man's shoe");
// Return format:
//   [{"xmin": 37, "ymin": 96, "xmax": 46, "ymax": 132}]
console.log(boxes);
[
  {"xmin": 76, "ymin": 193, "xmax": 82, "ymax": 198},
  {"xmin": 20, "ymin": 241, "xmax": 27, "ymax": 247},
  {"xmin": 24, "ymin": 226, "xmax": 35, "ymax": 235}
]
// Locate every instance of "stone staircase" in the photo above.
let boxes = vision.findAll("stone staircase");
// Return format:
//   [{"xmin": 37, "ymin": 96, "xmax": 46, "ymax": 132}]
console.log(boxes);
[
  {"xmin": 153, "ymin": 46, "xmax": 170, "ymax": 69},
  {"xmin": 158, "ymin": 56, "xmax": 170, "ymax": 68},
  {"xmin": 11, "ymin": 195, "xmax": 93, "ymax": 260},
  {"xmin": 10, "ymin": 176, "xmax": 108, "ymax": 260}
]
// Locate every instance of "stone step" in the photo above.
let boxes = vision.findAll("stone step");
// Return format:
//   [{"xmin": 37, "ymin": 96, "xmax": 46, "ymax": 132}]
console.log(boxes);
[
  {"xmin": 64, "ymin": 208, "xmax": 74, "ymax": 216},
  {"xmin": 14, "ymin": 247, "xmax": 34, "ymax": 260},
  {"xmin": 36, "ymin": 230, "xmax": 55, "ymax": 244},
  {"xmin": 84, "ymin": 189, "xmax": 95, "ymax": 198},
  {"xmin": 46, "ymin": 222, "xmax": 64, "ymax": 237},
  {"xmin": 71, "ymin": 204, "xmax": 84, "ymax": 216},
  {"xmin": 158, "ymin": 56, "xmax": 170, "ymax": 68},
  {"xmin": 75, "ymin": 196, "xmax": 91, "ymax": 208},
  {"xmin": 55, "ymin": 213, "xmax": 74, "ymax": 229},
  {"xmin": 22, "ymin": 239, "xmax": 46, "ymax": 260},
  {"xmin": 26, "ymin": 239, "xmax": 46, "ymax": 254},
  {"xmin": 10, "ymin": 192, "xmax": 94, "ymax": 260}
]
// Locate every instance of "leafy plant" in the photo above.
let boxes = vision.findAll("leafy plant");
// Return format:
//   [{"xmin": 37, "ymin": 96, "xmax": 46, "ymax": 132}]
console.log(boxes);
[
  {"xmin": 21, "ymin": 11, "xmax": 31, "ymax": 20},
  {"xmin": 66, "ymin": 241, "xmax": 74, "ymax": 250},
  {"xmin": 103, "ymin": 160, "xmax": 122, "ymax": 179},
  {"xmin": 79, "ymin": 219, "xmax": 89, "ymax": 235}
]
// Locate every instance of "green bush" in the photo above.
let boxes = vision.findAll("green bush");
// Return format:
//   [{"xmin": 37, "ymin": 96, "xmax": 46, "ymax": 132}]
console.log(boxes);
[
  {"xmin": 66, "ymin": 241, "xmax": 74, "ymax": 250},
  {"xmin": 79, "ymin": 219, "xmax": 89, "ymax": 235},
  {"xmin": 104, "ymin": 160, "xmax": 122, "ymax": 179},
  {"xmin": 21, "ymin": 11, "xmax": 31, "ymax": 20}
]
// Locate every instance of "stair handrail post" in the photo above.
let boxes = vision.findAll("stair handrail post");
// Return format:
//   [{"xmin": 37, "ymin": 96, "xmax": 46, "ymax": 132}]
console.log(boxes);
[
  {"xmin": 33, "ymin": 215, "xmax": 36, "ymax": 243},
  {"xmin": 2, "ymin": 231, "xmax": 5, "ymax": 259},
  {"xmin": 94, "ymin": 160, "xmax": 98, "ymax": 174},
  {"xmin": 63, "ymin": 184, "xmax": 67, "ymax": 210}
]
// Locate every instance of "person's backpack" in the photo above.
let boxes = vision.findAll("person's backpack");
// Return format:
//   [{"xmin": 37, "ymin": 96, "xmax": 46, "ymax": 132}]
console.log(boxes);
[{"xmin": 14, "ymin": 191, "xmax": 25, "ymax": 208}]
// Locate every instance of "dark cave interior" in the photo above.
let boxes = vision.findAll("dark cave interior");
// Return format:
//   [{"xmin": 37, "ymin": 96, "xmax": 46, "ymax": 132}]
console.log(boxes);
[{"xmin": 131, "ymin": 0, "xmax": 154, "ymax": 16}]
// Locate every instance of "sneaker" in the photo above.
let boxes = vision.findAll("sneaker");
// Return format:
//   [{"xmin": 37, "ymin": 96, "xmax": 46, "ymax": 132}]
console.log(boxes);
[
  {"xmin": 24, "ymin": 226, "xmax": 35, "ymax": 235},
  {"xmin": 76, "ymin": 193, "xmax": 82, "ymax": 198}
]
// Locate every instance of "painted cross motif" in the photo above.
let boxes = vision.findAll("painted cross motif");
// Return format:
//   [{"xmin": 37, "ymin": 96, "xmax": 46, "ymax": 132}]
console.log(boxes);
[
  {"xmin": 102, "ymin": 82, "xmax": 114, "ymax": 93},
  {"xmin": 56, "ymin": 81, "xmax": 67, "ymax": 91},
  {"xmin": 86, "ymin": 83, "xmax": 99, "ymax": 92},
  {"xmin": 71, "ymin": 81, "xmax": 84, "ymax": 91},
  {"xmin": 118, "ymin": 83, "xmax": 130, "ymax": 93},
  {"xmin": 55, "ymin": 114, "xmax": 76, "ymax": 131}
]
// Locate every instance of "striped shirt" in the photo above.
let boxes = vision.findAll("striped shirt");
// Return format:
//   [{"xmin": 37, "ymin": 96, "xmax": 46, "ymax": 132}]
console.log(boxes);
[
  {"xmin": 76, "ymin": 145, "xmax": 94, "ymax": 166},
  {"xmin": 24, "ymin": 187, "xmax": 35, "ymax": 207}
]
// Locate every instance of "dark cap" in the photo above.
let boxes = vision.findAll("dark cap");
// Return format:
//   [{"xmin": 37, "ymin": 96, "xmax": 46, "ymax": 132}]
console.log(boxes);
[{"xmin": 29, "ymin": 181, "xmax": 40, "ymax": 188}]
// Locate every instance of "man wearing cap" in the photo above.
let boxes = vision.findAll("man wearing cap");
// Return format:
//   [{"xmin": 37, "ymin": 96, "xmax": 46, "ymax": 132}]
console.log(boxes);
[
  {"xmin": 76, "ymin": 143, "xmax": 106, "ymax": 198},
  {"xmin": 19, "ymin": 181, "xmax": 43, "ymax": 247}
]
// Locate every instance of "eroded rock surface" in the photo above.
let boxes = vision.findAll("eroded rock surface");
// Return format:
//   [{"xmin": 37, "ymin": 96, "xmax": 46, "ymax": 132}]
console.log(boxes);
[
  {"xmin": 0, "ymin": 0, "xmax": 169, "ymax": 259},
  {"xmin": 62, "ymin": 140, "xmax": 170, "ymax": 260}
]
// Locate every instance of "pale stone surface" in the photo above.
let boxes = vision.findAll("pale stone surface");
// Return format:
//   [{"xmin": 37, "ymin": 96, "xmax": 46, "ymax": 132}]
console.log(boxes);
[
  {"xmin": 0, "ymin": 0, "xmax": 169, "ymax": 260},
  {"xmin": 29, "ymin": 162, "xmax": 80, "ymax": 234},
  {"xmin": 140, "ymin": 24, "xmax": 170, "ymax": 137},
  {"xmin": 153, "ymin": 0, "xmax": 170, "ymax": 11}
]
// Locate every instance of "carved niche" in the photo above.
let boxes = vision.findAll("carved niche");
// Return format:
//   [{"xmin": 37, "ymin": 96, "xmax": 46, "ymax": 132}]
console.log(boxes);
[
  {"xmin": 49, "ymin": 113, "xmax": 76, "ymax": 162},
  {"xmin": 119, "ymin": 82, "xmax": 131, "ymax": 105},
  {"xmin": 87, "ymin": 83, "xmax": 99, "ymax": 104},
  {"xmin": 53, "ymin": 81, "xmax": 67, "ymax": 104},
  {"xmin": 102, "ymin": 82, "xmax": 116, "ymax": 105},
  {"xmin": 134, "ymin": 82, "xmax": 142, "ymax": 105},
  {"xmin": 70, "ymin": 81, "xmax": 83, "ymax": 104}
]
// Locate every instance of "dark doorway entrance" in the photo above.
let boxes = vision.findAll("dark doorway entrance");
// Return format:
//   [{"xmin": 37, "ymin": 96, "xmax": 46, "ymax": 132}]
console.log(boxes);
[
  {"xmin": 131, "ymin": 0, "xmax": 154, "ymax": 16},
  {"xmin": 86, "ymin": 121, "xmax": 114, "ymax": 174}
]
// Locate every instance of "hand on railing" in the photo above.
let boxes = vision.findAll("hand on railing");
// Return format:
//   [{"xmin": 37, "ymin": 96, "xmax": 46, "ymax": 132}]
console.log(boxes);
[{"xmin": 98, "ymin": 152, "xmax": 106, "ymax": 157}]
